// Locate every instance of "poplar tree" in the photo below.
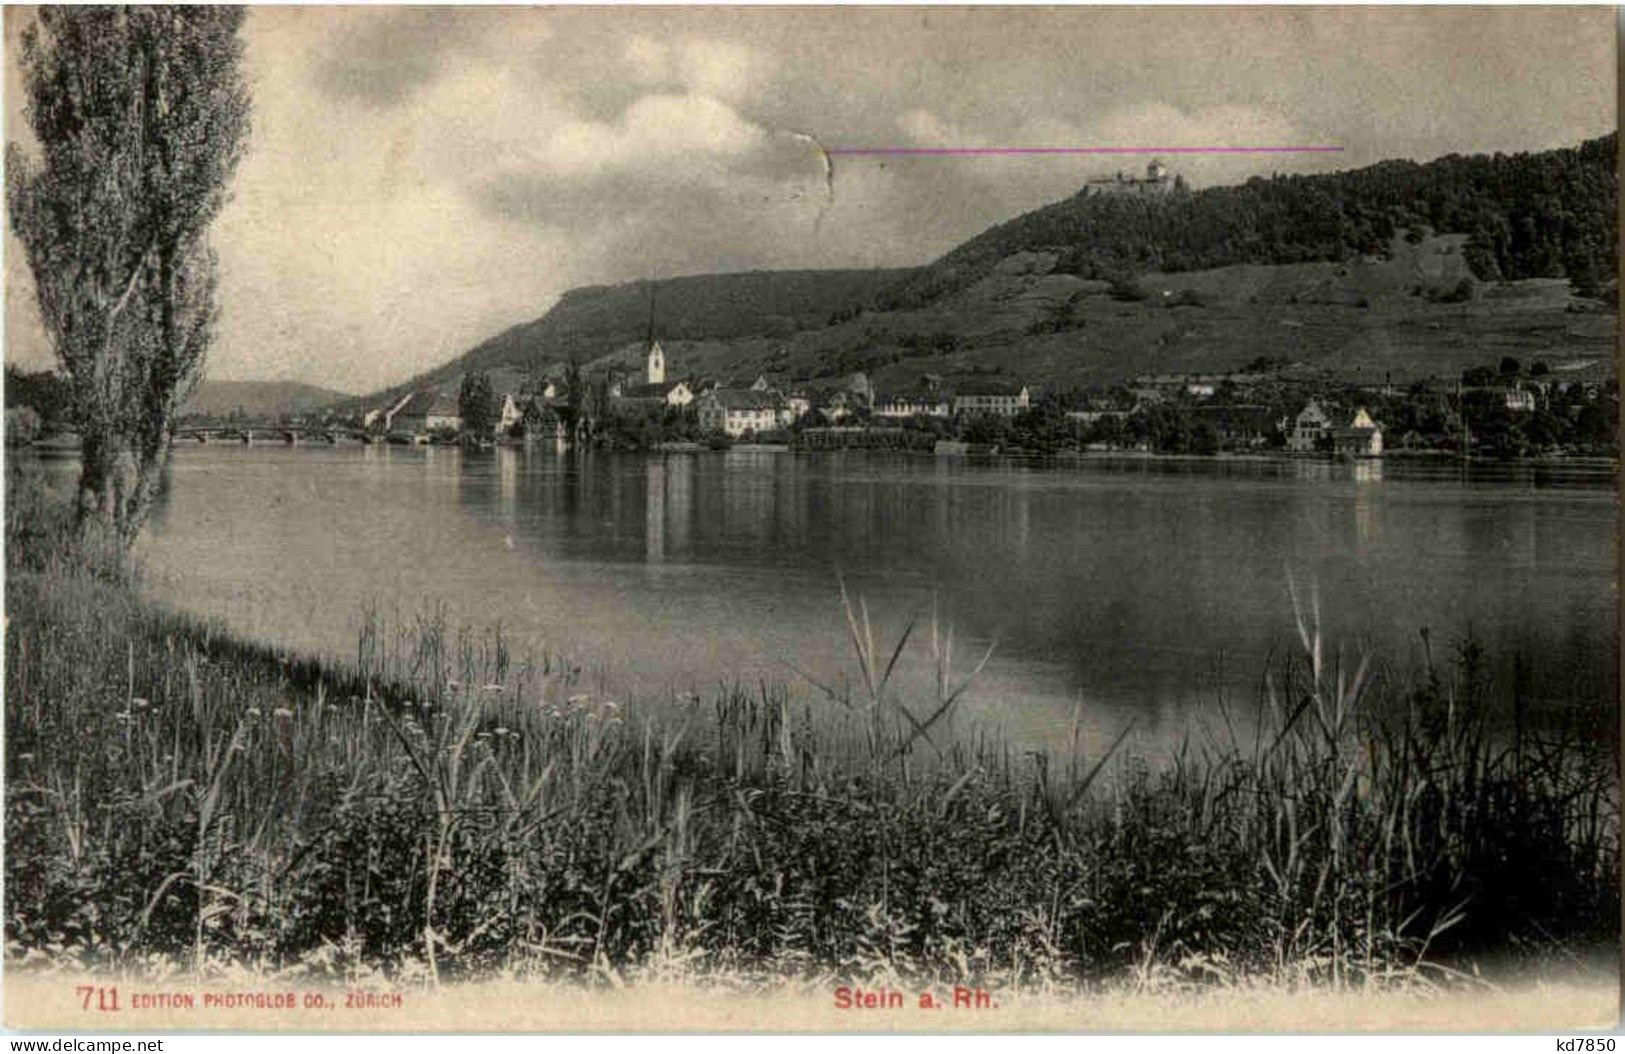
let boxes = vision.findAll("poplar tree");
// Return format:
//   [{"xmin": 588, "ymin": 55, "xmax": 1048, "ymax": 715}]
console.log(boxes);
[{"xmin": 7, "ymin": 7, "xmax": 250, "ymax": 540}]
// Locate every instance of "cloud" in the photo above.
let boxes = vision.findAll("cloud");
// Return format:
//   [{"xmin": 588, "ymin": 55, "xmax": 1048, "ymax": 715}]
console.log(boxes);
[
  {"xmin": 311, "ymin": 9, "xmax": 552, "ymax": 108},
  {"xmin": 897, "ymin": 108, "xmax": 979, "ymax": 148},
  {"xmin": 470, "ymin": 94, "xmax": 834, "ymax": 282},
  {"xmin": 537, "ymin": 93, "xmax": 765, "ymax": 179},
  {"xmin": 673, "ymin": 37, "xmax": 760, "ymax": 104},
  {"xmin": 622, "ymin": 36, "xmax": 670, "ymax": 85},
  {"xmin": 617, "ymin": 34, "xmax": 761, "ymax": 104},
  {"xmin": 1087, "ymin": 102, "xmax": 1303, "ymax": 150},
  {"xmin": 312, "ymin": 10, "xmax": 470, "ymax": 107}
]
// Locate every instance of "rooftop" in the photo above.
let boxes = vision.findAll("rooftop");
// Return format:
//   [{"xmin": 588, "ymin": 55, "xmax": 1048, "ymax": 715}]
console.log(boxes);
[
  {"xmin": 707, "ymin": 389, "xmax": 782, "ymax": 411},
  {"xmin": 619, "ymin": 381, "xmax": 687, "ymax": 399},
  {"xmin": 393, "ymin": 390, "xmax": 457, "ymax": 417},
  {"xmin": 953, "ymin": 378, "xmax": 1027, "ymax": 396}
]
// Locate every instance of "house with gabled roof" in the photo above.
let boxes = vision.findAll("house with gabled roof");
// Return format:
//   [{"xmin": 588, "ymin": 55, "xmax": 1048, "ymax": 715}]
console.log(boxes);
[
  {"xmin": 697, "ymin": 389, "xmax": 784, "ymax": 437},
  {"xmin": 1287, "ymin": 400, "xmax": 1333, "ymax": 452},
  {"xmin": 390, "ymin": 391, "xmax": 461, "ymax": 435},
  {"xmin": 1329, "ymin": 407, "xmax": 1384, "ymax": 457},
  {"xmin": 365, "ymin": 391, "xmax": 416, "ymax": 431}
]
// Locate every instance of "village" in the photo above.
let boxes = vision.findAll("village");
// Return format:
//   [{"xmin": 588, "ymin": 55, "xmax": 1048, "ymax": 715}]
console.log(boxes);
[{"xmin": 326, "ymin": 334, "xmax": 1615, "ymax": 461}]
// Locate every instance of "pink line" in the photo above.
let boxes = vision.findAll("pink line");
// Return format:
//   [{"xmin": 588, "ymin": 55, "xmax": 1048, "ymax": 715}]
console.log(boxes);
[{"xmin": 827, "ymin": 146, "xmax": 1343, "ymax": 156}]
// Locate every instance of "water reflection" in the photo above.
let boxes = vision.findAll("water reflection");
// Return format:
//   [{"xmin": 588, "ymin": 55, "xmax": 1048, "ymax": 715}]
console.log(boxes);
[
  {"xmin": 52, "ymin": 445, "xmax": 1610, "ymax": 759},
  {"xmin": 667, "ymin": 455, "xmax": 692, "ymax": 555},
  {"xmin": 498, "ymin": 446, "xmax": 519, "ymax": 515},
  {"xmin": 645, "ymin": 460, "xmax": 664, "ymax": 562},
  {"xmin": 1291, "ymin": 459, "xmax": 1335, "ymax": 483}
]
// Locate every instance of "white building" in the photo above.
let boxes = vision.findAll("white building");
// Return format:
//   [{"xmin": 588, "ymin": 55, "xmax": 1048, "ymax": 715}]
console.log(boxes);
[
  {"xmin": 1329, "ymin": 407, "xmax": 1384, "ymax": 457},
  {"xmin": 698, "ymin": 389, "xmax": 784, "ymax": 437},
  {"xmin": 390, "ymin": 391, "xmax": 461, "ymax": 435},
  {"xmin": 952, "ymin": 380, "xmax": 1030, "ymax": 416},
  {"xmin": 495, "ymin": 393, "xmax": 526, "ymax": 435},
  {"xmin": 874, "ymin": 392, "xmax": 951, "ymax": 419}
]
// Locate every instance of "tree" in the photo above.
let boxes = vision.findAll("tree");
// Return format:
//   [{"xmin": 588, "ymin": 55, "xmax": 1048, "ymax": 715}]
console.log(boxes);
[
  {"xmin": 7, "ymin": 8, "xmax": 249, "ymax": 541},
  {"xmin": 458, "ymin": 370, "xmax": 496, "ymax": 438}
]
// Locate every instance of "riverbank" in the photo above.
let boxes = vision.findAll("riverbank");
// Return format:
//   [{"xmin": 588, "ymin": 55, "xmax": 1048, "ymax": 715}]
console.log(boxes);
[
  {"xmin": 21, "ymin": 429, "xmax": 1617, "ymax": 473},
  {"xmin": 13, "ymin": 427, "xmax": 1619, "ymax": 474},
  {"xmin": 5, "ymin": 463, "xmax": 1618, "ymax": 996}
]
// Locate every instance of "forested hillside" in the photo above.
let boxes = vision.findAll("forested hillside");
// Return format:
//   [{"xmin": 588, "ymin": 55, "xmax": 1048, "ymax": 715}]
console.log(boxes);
[
  {"xmin": 882, "ymin": 134, "xmax": 1618, "ymax": 310},
  {"xmin": 451, "ymin": 269, "xmax": 914, "ymax": 375}
]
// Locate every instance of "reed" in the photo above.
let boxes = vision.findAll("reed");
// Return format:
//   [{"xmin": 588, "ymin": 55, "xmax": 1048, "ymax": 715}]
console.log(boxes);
[{"xmin": 4, "ymin": 462, "xmax": 1617, "ymax": 992}]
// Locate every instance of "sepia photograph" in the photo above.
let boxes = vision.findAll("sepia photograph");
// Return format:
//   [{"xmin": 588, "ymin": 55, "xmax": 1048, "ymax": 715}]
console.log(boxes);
[{"xmin": 1, "ymin": 3, "xmax": 1619, "ymax": 1035}]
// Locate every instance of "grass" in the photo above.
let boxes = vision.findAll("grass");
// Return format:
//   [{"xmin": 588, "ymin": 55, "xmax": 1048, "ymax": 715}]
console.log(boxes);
[{"xmin": 4, "ymin": 460, "xmax": 1617, "ymax": 994}]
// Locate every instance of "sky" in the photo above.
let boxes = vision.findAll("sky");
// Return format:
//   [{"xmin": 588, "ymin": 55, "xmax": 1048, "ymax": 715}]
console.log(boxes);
[{"xmin": 3, "ymin": 6, "xmax": 1616, "ymax": 394}]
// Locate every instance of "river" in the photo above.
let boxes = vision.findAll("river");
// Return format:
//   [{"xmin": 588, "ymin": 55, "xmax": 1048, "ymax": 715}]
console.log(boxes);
[{"xmin": 35, "ymin": 444, "xmax": 1618, "ymax": 758}]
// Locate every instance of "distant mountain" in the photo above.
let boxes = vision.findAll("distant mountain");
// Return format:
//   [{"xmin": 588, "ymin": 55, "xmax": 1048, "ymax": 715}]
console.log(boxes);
[
  {"xmin": 359, "ymin": 135, "xmax": 1615, "ymax": 406},
  {"xmin": 182, "ymin": 380, "xmax": 350, "ymax": 419}
]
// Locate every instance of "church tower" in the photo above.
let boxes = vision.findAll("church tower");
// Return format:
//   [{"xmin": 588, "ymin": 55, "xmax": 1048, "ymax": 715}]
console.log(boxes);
[
  {"xmin": 647, "ymin": 340, "xmax": 665, "ymax": 385},
  {"xmin": 644, "ymin": 281, "xmax": 665, "ymax": 385}
]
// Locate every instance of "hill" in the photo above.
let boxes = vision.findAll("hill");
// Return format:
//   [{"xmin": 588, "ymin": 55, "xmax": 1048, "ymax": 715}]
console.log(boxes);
[
  {"xmin": 349, "ymin": 268, "xmax": 913, "ymax": 409},
  {"xmin": 358, "ymin": 135, "xmax": 1616, "ymax": 408},
  {"xmin": 181, "ymin": 380, "xmax": 351, "ymax": 419},
  {"xmin": 880, "ymin": 133, "xmax": 1618, "ymax": 311}
]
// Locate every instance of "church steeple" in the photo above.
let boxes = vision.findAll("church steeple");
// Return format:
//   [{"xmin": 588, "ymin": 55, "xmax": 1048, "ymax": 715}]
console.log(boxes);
[
  {"xmin": 647, "ymin": 339, "xmax": 665, "ymax": 385},
  {"xmin": 645, "ymin": 281, "xmax": 665, "ymax": 384}
]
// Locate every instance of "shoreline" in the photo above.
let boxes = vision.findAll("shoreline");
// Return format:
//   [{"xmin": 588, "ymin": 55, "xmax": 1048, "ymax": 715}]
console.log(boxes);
[{"xmin": 13, "ymin": 434, "xmax": 1619, "ymax": 472}]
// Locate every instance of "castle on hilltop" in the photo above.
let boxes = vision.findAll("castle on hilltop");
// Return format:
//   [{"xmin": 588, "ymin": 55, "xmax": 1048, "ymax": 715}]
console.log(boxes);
[{"xmin": 1086, "ymin": 158, "xmax": 1177, "ymax": 197}]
